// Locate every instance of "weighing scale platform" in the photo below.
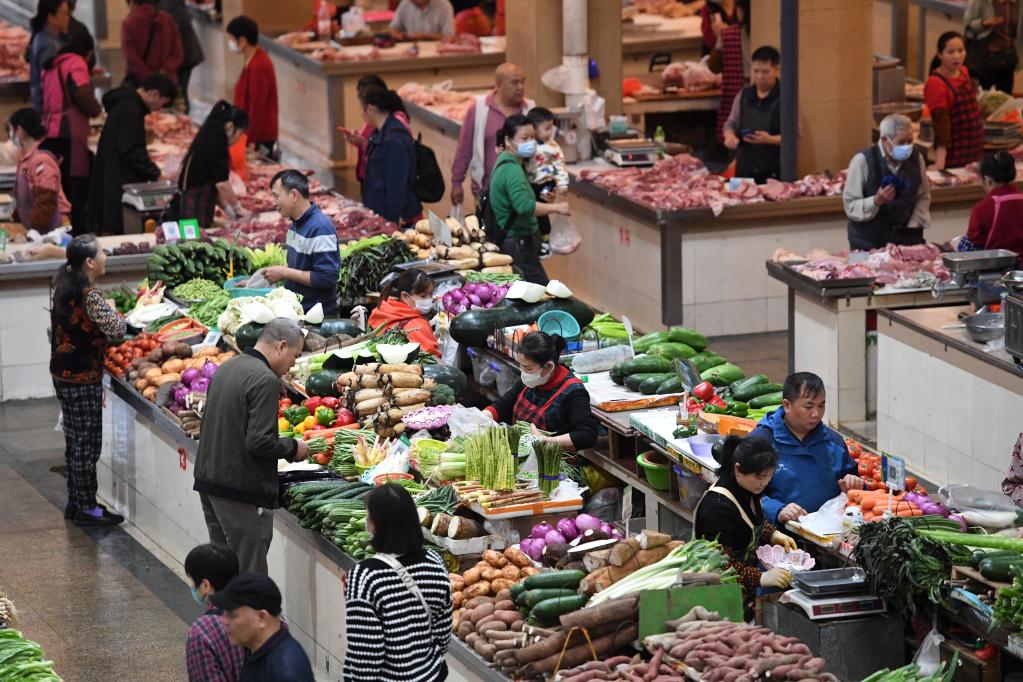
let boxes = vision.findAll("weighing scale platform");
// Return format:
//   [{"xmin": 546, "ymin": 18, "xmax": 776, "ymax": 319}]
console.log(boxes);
[{"xmin": 779, "ymin": 589, "xmax": 886, "ymax": 620}]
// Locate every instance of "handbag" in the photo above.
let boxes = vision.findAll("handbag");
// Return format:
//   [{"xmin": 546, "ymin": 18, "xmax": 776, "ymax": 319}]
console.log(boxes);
[{"xmin": 374, "ymin": 553, "xmax": 435, "ymax": 629}]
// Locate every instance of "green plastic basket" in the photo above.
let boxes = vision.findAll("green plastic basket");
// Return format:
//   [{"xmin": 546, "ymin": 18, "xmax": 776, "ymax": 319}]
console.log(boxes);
[
  {"xmin": 636, "ymin": 450, "xmax": 671, "ymax": 491},
  {"xmin": 224, "ymin": 275, "xmax": 273, "ymax": 298},
  {"xmin": 537, "ymin": 310, "xmax": 581, "ymax": 340}
]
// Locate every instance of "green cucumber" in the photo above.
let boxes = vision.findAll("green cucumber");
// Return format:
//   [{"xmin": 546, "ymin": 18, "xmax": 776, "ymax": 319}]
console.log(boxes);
[
  {"xmin": 689, "ymin": 353, "xmax": 726, "ymax": 372},
  {"xmin": 749, "ymin": 391, "xmax": 784, "ymax": 408},
  {"xmin": 970, "ymin": 549, "xmax": 1022, "ymax": 569},
  {"xmin": 529, "ymin": 594, "xmax": 589, "ymax": 623},
  {"xmin": 609, "ymin": 366, "xmax": 625, "ymax": 385},
  {"xmin": 639, "ymin": 373, "xmax": 675, "ymax": 394},
  {"xmin": 649, "ymin": 342, "xmax": 696, "ymax": 360},
  {"xmin": 667, "ymin": 327, "xmax": 708, "ymax": 351},
  {"xmin": 510, "ymin": 581, "xmax": 528, "ymax": 602},
  {"xmin": 656, "ymin": 376, "xmax": 683, "ymax": 394},
  {"xmin": 733, "ymin": 382, "xmax": 784, "ymax": 402},
  {"xmin": 523, "ymin": 588, "xmax": 578, "ymax": 608},
  {"xmin": 729, "ymin": 375, "xmax": 768, "ymax": 394},
  {"xmin": 979, "ymin": 556, "xmax": 1023, "ymax": 582},
  {"xmin": 616, "ymin": 355, "xmax": 673, "ymax": 376},
  {"xmin": 633, "ymin": 331, "xmax": 669, "ymax": 354},
  {"xmin": 625, "ymin": 373, "xmax": 668, "ymax": 392},
  {"xmin": 700, "ymin": 363, "xmax": 745, "ymax": 386},
  {"xmin": 523, "ymin": 569, "xmax": 585, "ymax": 590}
]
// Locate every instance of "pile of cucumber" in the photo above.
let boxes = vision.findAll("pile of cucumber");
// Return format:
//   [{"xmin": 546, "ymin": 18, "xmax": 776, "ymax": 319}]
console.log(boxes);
[
  {"xmin": 510, "ymin": 569, "xmax": 587, "ymax": 626},
  {"xmin": 722, "ymin": 375, "xmax": 784, "ymax": 417},
  {"xmin": 610, "ymin": 326, "xmax": 748, "ymax": 395}
]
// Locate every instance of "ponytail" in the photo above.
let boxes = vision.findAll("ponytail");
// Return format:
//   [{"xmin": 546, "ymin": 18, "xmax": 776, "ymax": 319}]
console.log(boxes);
[
  {"xmin": 520, "ymin": 331, "xmax": 566, "ymax": 366},
  {"xmin": 714, "ymin": 435, "xmax": 778, "ymax": 482},
  {"xmin": 53, "ymin": 234, "xmax": 98, "ymax": 309},
  {"xmin": 931, "ymin": 31, "xmax": 964, "ymax": 73}
]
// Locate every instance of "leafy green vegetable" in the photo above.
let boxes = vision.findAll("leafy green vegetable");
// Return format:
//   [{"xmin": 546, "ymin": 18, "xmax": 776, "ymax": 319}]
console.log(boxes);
[{"xmin": 338, "ymin": 237, "xmax": 415, "ymax": 303}]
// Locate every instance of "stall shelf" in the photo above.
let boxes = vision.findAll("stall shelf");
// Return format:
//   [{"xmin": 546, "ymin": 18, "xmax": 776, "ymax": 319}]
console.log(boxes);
[
  {"xmin": 765, "ymin": 260, "xmax": 969, "ymax": 435},
  {"xmin": 261, "ymin": 37, "xmax": 503, "ymax": 171},
  {"xmin": 876, "ymin": 305, "xmax": 1023, "ymax": 494},
  {"xmin": 97, "ymin": 375, "xmax": 505, "ymax": 682}
]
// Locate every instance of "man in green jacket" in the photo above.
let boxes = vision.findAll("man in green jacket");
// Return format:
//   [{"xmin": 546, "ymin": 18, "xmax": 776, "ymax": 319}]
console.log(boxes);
[
  {"xmin": 488, "ymin": 113, "xmax": 569, "ymax": 284},
  {"xmin": 194, "ymin": 318, "xmax": 308, "ymax": 574}
]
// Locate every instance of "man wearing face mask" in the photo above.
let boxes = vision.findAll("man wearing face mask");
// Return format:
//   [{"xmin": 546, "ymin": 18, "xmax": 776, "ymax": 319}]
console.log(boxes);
[
  {"xmin": 843, "ymin": 113, "xmax": 931, "ymax": 250},
  {"xmin": 227, "ymin": 15, "xmax": 278, "ymax": 158},
  {"xmin": 485, "ymin": 331, "xmax": 599, "ymax": 452},
  {"xmin": 261, "ymin": 169, "xmax": 340, "ymax": 315}
]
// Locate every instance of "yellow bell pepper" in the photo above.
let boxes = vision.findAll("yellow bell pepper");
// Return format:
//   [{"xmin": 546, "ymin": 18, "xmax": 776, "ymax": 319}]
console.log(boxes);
[
  {"xmin": 278, "ymin": 417, "xmax": 291, "ymax": 432},
  {"xmin": 293, "ymin": 421, "xmax": 308, "ymax": 435},
  {"xmin": 302, "ymin": 415, "xmax": 317, "ymax": 430}
]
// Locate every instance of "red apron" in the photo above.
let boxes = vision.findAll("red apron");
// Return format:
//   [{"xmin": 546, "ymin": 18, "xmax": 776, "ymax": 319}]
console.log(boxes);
[
  {"xmin": 986, "ymin": 192, "xmax": 1023, "ymax": 254},
  {"xmin": 934, "ymin": 72, "xmax": 984, "ymax": 169},
  {"xmin": 716, "ymin": 25, "xmax": 745, "ymax": 144},
  {"xmin": 512, "ymin": 373, "xmax": 583, "ymax": 432}
]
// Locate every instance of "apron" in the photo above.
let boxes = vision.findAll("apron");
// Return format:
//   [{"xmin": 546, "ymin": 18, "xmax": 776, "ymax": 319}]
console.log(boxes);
[
  {"xmin": 934, "ymin": 73, "xmax": 984, "ymax": 169},
  {"xmin": 716, "ymin": 25, "xmax": 745, "ymax": 144},
  {"xmin": 986, "ymin": 192, "xmax": 1023, "ymax": 251},
  {"xmin": 693, "ymin": 485, "xmax": 764, "ymax": 567},
  {"xmin": 15, "ymin": 149, "xmax": 63, "ymax": 233},
  {"xmin": 512, "ymin": 372, "xmax": 583, "ymax": 432}
]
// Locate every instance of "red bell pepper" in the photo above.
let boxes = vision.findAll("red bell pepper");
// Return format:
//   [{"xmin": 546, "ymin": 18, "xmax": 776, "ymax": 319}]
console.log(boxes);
[
  {"xmin": 334, "ymin": 407, "xmax": 356, "ymax": 426},
  {"xmin": 320, "ymin": 396, "xmax": 340, "ymax": 410},
  {"xmin": 303, "ymin": 396, "xmax": 323, "ymax": 411},
  {"xmin": 709, "ymin": 395, "xmax": 727, "ymax": 408}
]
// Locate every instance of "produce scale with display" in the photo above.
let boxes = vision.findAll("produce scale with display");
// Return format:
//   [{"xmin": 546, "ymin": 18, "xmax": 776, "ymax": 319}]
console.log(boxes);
[{"xmin": 780, "ymin": 568, "xmax": 887, "ymax": 620}]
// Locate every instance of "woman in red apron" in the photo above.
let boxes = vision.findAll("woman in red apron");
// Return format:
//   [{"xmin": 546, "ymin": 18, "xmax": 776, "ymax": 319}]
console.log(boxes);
[
  {"xmin": 959, "ymin": 151, "xmax": 1023, "ymax": 254},
  {"xmin": 484, "ymin": 331, "xmax": 599, "ymax": 452},
  {"xmin": 8, "ymin": 107, "xmax": 70, "ymax": 233},
  {"xmin": 710, "ymin": 1, "xmax": 749, "ymax": 145},
  {"xmin": 693, "ymin": 435, "xmax": 797, "ymax": 619},
  {"xmin": 924, "ymin": 31, "xmax": 984, "ymax": 170}
]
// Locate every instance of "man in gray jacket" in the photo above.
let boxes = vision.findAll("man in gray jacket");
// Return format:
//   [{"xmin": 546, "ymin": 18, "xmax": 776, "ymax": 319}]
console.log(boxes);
[{"xmin": 194, "ymin": 318, "xmax": 308, "ymax": 574}]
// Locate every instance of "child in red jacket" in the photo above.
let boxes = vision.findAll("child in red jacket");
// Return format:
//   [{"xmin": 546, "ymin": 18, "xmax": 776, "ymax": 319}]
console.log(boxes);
[{"xmin": 368, "ymin": 268, "xmax": 439, "ymax": 356}]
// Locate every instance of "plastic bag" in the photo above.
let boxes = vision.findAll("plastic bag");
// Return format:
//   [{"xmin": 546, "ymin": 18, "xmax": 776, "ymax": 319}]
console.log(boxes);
[
  {"xmin": 550, "ymin": 215, "xmax": 581, "ymax": 255},
  {"xmin": 798, "ymin": 493, "xmax": 847, "ymax": 536},
  {"xmin": 550, "ymin": 479, "xmax": 587, "ymax": 501},
  {"xmin": 446, "ymin": 404, "xmax": 497, "ymax": 439},
  {"xmin": 939, "ymin": 484, "xmax": 1017, "ymax": 512},
  {"xmin": 913, "ymin": 626, "xmax": 944, "ymax": 676},
  {"xmin": 584, "ymin": 486, "xmax": 622, "ymax": 521}
]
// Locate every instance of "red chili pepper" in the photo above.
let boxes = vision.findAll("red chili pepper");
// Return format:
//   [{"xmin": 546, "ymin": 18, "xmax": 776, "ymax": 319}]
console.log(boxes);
[
  {"xmin": 709, "ymin": 395, "xmax": 727, "ymax": 408},
  {"xmin": 693, "ymin": 381, "xmax": 715, "ymax": 402}
]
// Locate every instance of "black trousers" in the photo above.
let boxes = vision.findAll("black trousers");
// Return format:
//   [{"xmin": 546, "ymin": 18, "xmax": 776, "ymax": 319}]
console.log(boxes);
[
  {"xmin": 39, "ymin": 137, "xmax": 90, "ymax": 235},
  {"xmin": 501, "ymin": 233, "xmax": 548, "ymax": 285},
  {"xmin": 978, "ymin": 65, "xmax": 1015, "ymax": 94},
  {"xmin": 531, "ymin": 181, "xmax": 556, "ymax": 236},
  {"xmin": 178, "ymin": 66, "xmax": 194, "ymax": 113}
]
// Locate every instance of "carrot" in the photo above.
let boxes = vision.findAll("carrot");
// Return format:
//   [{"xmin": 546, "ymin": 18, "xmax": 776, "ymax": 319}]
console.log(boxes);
[{"xmin": 861, "ymin": 499, "xmax": 876, "ymax": 512}]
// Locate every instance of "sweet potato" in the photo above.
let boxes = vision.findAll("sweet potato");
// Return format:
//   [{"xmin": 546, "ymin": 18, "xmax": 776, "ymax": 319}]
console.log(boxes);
[
  {"xmin": 560, "ymin": 596, "xmax": 639, "ymax": 630},
  {"xmin": 494, "ymin": 600, "xmax": 516, "ymax": 612},
  {"xmin": 469, "ymin": 602, "xmax": 495, "ymax": 624},
  {"xmin": 491, "ymin": 610, "xmax": 523, "ymax": 625},
  {"xmin": 503, "ymin": 547, "xmax": 531, "ymax": 568},
  {"xmin": 495, "ymin": 589, "xmax": 513, "ymax": 602},
  {"xmin": 529, "ymin": 624, "xmax": 640, "ymax": 674},
  {"xmin": 464, "ymin": 596, "xmax": 492, "ymax": 610},
  {"xmin": 457, "ymin": 619, "xmax": 474, "ymax": 639}
]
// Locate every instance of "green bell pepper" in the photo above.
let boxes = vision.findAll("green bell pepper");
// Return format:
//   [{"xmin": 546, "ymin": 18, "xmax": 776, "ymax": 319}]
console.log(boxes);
[{"xmin": 315, "ymin": 406, "xmax": 335, "ymax": 426}]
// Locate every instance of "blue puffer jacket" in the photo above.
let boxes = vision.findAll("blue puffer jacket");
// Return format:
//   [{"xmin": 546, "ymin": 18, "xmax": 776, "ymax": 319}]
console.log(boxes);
[{"xmin": 749, "ymin": 408, "xmax": 856, "ymax": 524}]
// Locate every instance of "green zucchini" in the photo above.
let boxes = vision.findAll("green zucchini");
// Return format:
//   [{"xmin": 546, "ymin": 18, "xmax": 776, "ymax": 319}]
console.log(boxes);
[
  {"xmin": 450, "ymin": 298, "xmax": 595, "ymax": 348},
  {"xmin": 523, "ymin": 588, "xmax": 578, "ymax": 608},
  {"xmin": 733, "ymin": 382, "xmax": 784, "ymax": 402},
  {"xmin": 656, "ymin": 376, "xmax": 683, "ymax": 394},
  {"xmin": 689, "ymin": 353, "xmax": 726, "ymax": 372},
  {"xmin": 970, "ymin": 549, "xmax": 1023, "ymax": 569},
  {"xmin": 529, "ymin": 594, "xmax": 589, "ymax": 623},
  {"xmin": 609, "ymin": 366, "xmax": 625, "ymax": 386},
  {"xmin": 648, "ymin": 342, "xmax": 696, "ymax": 360},
  {"xmin": 729, "ymin": 375, "xmax": 768, "ymax": 394},
  {"xmin": 633, "ymin": 331, "xmax": 669, "ymax": 354},
  {"xmin": 615, "ymin": 355, "xmax": 673, "ymax": 376},
  {"xmin": 510, "ymin": 581, "xmax": 527, "ymax": 601},
  {"xmin": 700, "ymin": 363, "xmax": 745, "ymax": 386},
  {"xmin": 979, "ymin": 556, "xmax": 1023, "ymax": 582},
  {"xmin": 523, "ymin": 569, "xmax": 585, "ymax": 590},
  {"xmin": 749, "ymin": 391, "xmax": 784, "ymax": 408},
  {"xmin": 639, "ymin": 373, "xmax": 675, "ymax": 394},
  {"xmin": 625, "ymin": 373, "xmax": 668, "ymax": 392},
  {"xmin": 667, "ymin": 327, "xmax": 708, "ymax": 351}
]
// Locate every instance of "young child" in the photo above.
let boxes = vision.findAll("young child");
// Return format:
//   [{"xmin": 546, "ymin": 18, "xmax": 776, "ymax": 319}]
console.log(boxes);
[{"xmin": 527, "ymin": 107, "xmax": 569, "ymax": 259}]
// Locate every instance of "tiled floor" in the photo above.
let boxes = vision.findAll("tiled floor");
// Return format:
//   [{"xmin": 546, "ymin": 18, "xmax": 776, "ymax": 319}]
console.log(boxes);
[{"xmin": 0, "ymin": 331, "xmax": 787, "ymax": 680}]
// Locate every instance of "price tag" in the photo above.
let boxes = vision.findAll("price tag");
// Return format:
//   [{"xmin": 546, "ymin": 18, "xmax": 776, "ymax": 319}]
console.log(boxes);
[
  {"xmin": 161, "ymin": 219, "xmax": 200, "ymax": 242},
  {"xmin": 883, "ymin": 452, "xmax": 906, "ymax": 491},
  {"xmin": 200, "ymin": 330, "xmax": 221, "ymax": 347},
  {"xmin": 679, "ymin": 452, "xmax": 702, "ymax": 475}
]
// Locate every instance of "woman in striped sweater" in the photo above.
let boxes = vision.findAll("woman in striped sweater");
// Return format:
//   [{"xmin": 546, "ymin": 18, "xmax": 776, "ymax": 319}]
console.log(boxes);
[{"xmin": 343, "ymin": 484, "xmax": 453, "ymax": 681}]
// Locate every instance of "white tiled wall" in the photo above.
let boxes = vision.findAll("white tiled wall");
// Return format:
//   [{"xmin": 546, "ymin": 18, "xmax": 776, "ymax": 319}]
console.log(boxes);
[{"xmin": 877, "ymin": 334, "xmax": 1023, "ymax": 490}]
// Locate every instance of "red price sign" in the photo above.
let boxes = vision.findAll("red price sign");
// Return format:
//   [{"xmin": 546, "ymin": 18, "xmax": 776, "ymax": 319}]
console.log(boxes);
[
  {"xmin": 618, "ymin": 227, "xmax": 631, "ymax": 246},
  {"xmin": 179, "ymin": 447, "xmax": 187, "ymax": 471}
]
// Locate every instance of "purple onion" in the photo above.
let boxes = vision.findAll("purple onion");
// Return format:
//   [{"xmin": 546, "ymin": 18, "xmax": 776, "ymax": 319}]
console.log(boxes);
[
  {"xmin": 191, "ymin": 377, "xmax": 210, "ymax": 394},
  {"xmin": 467, "ymin": 294, "xmax": 482, "ymax": 307},
  {"xmin": 574, "ymin": 514, "xmax": 601, "ymax": 532},
  {"xmin": 180, "ymin": 367, "xmax": 201, "ymax": 387},
  {"xmin": 200, "ymin": 360, "xmax": 218, "ymax": 379},
  {"xmin": 556, "ymin": 517, "xmax": 579, "ymax": 541},
  {"xmin": 544, "ymin": 529, "xmax": 567, "ymax": 546},
  {"xmin": 600, "ymin": 522, "xmax": 614, "ymax": 536},
  {"xmin": 172, "ymin": 383, "xmax": 190, "ymax": 406},
  {"xmin": 531, "ymin": 522, "xmax": 553, "ymax": 540}
]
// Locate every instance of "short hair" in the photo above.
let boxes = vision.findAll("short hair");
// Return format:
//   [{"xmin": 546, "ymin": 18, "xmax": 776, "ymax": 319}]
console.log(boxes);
[
  {"xmin": 879, "ymin": 114, "xmax": 912, "ymax": 141},
  {"xmin": 226, "ymin": 15, "xmax": 259, "ymax": 45},
  {"xmin": 751, "ymin": 45, "xmax": 781, "ymax": 65},
  {"xmin": 357, "ymin": 74, "xmax": 387, "ymax": 94},
  {"xmin": 365, "ymin": 484, "xmax": 424, "ymax": 556},
  {"xmin": 980, "ymin": 151, "xmax": 1017, "ymax": 185},
  {"xmin": 270, "ymin": 169, "xmax": 310, "ymax": 199},
  {"xmin": 140, "ymin": 73, "xmax": 177, "ymax": 101},
  {"xmin": 497, "ymin": 113, "xmax": 533, "ymax": 149},
  {"xmin": 782, "ymin": 372, "xmax": 825, "ymax": 402},
  {"xmin": 184, "ymin": 544, "xmax": 239, "ymax": 591},
  {"xmin": 8, "ymin": 108, "xmax": 46, "ymax": 140},
  {"xmin": 527, "ymin": 107, "xmax": 555, "ymax": 126},
  {"xmin": 258, "ymin": 318, "xmax": 304, "ymax": 348}
]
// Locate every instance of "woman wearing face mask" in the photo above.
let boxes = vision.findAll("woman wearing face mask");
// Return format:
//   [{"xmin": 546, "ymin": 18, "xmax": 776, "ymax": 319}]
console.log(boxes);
[
  {"xmin": 8, "ymin": 107, "xmax": 71, "ymax": 234},
  {"xmin": 925, "ymin": 31, "xmax": 984, "ymax": 170},
  {"xmin": 694, "ymin": 435, "xmax": 797, "ymax": 619},
  {"xmin": 487, "ymin": 114, "xmax": 571, "ymax": 285},
  {"xmin": 956, "ymin": 151, "xmax": 1023, "ymax": 254},
  {"xmin": 50, "ymin": 234, "xmax": 127, "ymax": 526},
  {"xmin": 175, "ymin": 100, "xmax": 250, "ymax": 228},
  {"xmin": 368, "ymin": 269, "xmax": 440, "ymax": 356},
  {"xmin": 484, "ymin": 331, "xmax": 599, "ymax": 452}
]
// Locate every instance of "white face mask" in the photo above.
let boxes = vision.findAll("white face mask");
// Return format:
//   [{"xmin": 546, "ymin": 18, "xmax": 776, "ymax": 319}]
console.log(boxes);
[
  {"xmin": 413, "ymin": 297, "xmax": 433, "ymax": 314},
  {"xmin": 521, "ymin": 363, "xmax": 551, "ymax": 388},
  {"xmin": 228, "ymin": 40, "xmax": 241, "ymax": 54}
]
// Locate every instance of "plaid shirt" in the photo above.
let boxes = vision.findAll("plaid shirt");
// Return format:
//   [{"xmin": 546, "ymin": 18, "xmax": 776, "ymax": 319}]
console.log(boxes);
[{"xmin": 186, "ymin": 606, "xmax": 246, "ymax": 682}]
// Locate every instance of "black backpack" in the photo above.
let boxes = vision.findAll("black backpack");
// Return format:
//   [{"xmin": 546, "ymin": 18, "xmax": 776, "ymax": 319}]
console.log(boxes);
[
  {"xmin": 476, "ymin": 157, "xmax": 520, "ymax": 244},
  {"xmin": 412, "ymin": 133, "xmax": 445, "ymax": 203}
]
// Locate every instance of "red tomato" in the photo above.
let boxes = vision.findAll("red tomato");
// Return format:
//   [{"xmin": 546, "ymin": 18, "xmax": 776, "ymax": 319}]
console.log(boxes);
[{"xmin": 693, "ymin": 382, "xmax": 715, "ymax": 402}]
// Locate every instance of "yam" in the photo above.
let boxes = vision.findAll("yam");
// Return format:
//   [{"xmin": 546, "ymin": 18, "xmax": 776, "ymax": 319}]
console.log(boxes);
[
  {"xmin": 559, "ymin": 596, "xmax": 638, "ymax": 630},
  {"xmin": 481, "ymin": 265, "xmax": 513, "ymax": 274},
  {"xmin": 530, "ymin": 624, "xmax": 639, "ymax": 674},
  {"xmin": 464, "ymin": 581, "xmax": 491, "ymax": 598},
  {"xmin": 431, "ymin": 513, "xmax": 452, "ymax": 538},
  {"xmin": 448, "ymin": 516, "xmax": 483, "ymax": 540},
  {"xmin": 503, "ymin": 547, "xmax": 531, "ymax": 568}
]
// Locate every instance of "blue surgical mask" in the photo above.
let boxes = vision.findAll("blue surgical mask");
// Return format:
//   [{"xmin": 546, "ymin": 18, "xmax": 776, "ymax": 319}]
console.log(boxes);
[
  {"xmin": 890, "ymin": 143, "xmax": 913, "ymax": 162},
  {"xmin": 516, "ymin": 140, "xmax": 537, "ymax": 158},
  {"xmin": 191, "ymin": 584, "xmax": 206, "ymax": 607}
]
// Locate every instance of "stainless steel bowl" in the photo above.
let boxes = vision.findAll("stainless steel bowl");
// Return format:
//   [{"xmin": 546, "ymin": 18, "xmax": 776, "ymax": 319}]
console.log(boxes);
[
  {"xmin": 964, "ymin": 311, "xmax": 1005, "ymax": 343},
  {"xmin": 1001, "ymin": 270, "xmax": 1023, "ymax": 290}
]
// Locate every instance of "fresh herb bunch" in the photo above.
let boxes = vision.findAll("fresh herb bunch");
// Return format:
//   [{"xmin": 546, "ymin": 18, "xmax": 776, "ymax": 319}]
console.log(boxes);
[{"xmin": 337, "ymin": 237, "xmax": 415, "ymax": 303}]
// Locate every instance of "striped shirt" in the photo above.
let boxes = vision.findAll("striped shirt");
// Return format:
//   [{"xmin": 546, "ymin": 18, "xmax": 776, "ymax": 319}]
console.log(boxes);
[{"xmin": 343, "ymin": 550, "xmax": 452, "ymax": 682}]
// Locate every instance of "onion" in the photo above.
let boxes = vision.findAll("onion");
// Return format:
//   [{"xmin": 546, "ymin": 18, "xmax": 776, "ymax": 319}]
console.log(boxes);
[
  {"xmin": 556, "ymin": 517, "xmax": 579, "ymax": 541},
  {"xmin": 520, "ymin": 538, "xmax": 535, "ymax": 556},
  {"xmin": 544, "ymin": 529, "xmax": 567, "ymax": 546},
  {"xmin": 531, "ymin": 522, "xmax": 553, "ymax": 540},
  {"xmin": 450, "ymin": 289, "xmax": 466, "ymax": 301},
  {"xmin": 180, "ymin": 367, "xmax": 201, "ymax": 386},
  {"xmin": 200, "ymin": 360, "xmax": 218, "ymax": 379},
  {"xmin": 524, "ymin": 538, "xmax": 545, "ymax": 561},
  {"xmin": 611, "ymin": 529, "xmax": 624, "ymax": 540},
  {"xmin": 467, "ymin": 294, "xmax": 482, "ymax": 307},
  {"xmin": 600, "ymin": 522, "xmax": 614, "ymax": 536},
  {"xmin": 575, "ymin": 514, "xmax": 601, "ymax": 533},
  {"xmin": 191, "ymin": 377, "xmax": 210, "ymax": 394},
  {"xmin": 172, "ymin": 383, "xmax": 190, "ymax": 406}
]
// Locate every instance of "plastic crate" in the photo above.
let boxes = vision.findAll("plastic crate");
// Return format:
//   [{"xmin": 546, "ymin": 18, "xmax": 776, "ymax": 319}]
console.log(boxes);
[{"xmin": 674, "ymin": 464, "xmax": 709, "ymax": 511}]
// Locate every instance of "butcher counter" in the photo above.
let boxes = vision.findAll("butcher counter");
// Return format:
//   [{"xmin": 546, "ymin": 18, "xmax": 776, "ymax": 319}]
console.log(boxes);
[{"xmin": 403, "ymin": 98, "xmax": 981, "ymax": 337}]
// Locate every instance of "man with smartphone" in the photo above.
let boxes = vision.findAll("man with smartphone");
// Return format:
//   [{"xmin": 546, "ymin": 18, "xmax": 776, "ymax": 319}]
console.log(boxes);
[{"xmin": 723, "ymin": 45, "xmax": 786, "ymax": 184}]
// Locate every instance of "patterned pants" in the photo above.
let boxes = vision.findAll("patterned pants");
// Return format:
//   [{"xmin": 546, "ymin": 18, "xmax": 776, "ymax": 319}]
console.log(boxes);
[{"xmin": 53, "ymin": 380, "xmax": 104, "ymax": 511}]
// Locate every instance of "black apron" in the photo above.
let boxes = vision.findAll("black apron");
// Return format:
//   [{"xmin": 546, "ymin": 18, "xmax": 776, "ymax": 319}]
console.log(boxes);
[{"xmin": 735, "ymin": 84, "xmax": 782, "ymax": 184}]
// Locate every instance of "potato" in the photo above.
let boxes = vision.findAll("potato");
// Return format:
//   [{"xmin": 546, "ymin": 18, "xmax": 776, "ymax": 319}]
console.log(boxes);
[
  {"xmin": 495, "ymin": 589, "xmax": 513, "ymax": 602},
  {"xmin": 490, "ymin": 578, "xmax": 515, "ymax": 593},
  {"xmin": 144, "ymin": 367, "xmax": 163, "ymax": 380},
  {"xmin": 481, "ymin": 567, "xmax": 502, "ymax": 582},
  {"xmin": 464, "ymin": 581, "xmax": 491, "ymax": 598},
  {"xmin": 500, "ymin": 564, "xmax": 521, "ymax": 581},
  {"xmin": 462, "ymin": 567, "xmax": 482, "ymax": 586},
  {"xmin": 520, "ymin": 566, "xmax": 540, "ymax": 577},
  {"xmin": 482, "ymin": 550, "xmax": 504, "ymax": 568},
  {"xmin": 494, "ymin": 600, "xmax": 516, "ymax": 612},
  {"xmin": 161, "ymin": 358, "xmax": 185, "ymax": 374},
  {"xmin": 464, "ymin": 596, "xmax": 492, "ymax": 610},
  {"xmin": 452, "ymin": 591, "xmax": 465, "ymax": 609},
  {"xmin": 503, "ymin": 547, "xmax": 531, "ymax": 568},
  {"xmin": 449, "ymin": 574, "xmax": 465, "ymax": 592}
]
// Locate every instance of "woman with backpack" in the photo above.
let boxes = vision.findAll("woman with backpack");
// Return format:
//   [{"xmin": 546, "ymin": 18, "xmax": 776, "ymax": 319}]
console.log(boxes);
[
  {"xmin": 486, "ymin": 114, "xmax": 570, "ymax": 285},
  {"xmin": 361, "ymin": 86, "xmax": 422, "ymax": 227}
]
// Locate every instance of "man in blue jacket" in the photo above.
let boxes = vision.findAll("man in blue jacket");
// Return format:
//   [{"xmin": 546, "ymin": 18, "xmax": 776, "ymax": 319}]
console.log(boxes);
[
  {"xmin": 749, "ymin": 372, "xmax": 865, "ymax": 525},
  {"xmin": 262, "ymin": 169, "xmax": 340, "ymax": 315}
]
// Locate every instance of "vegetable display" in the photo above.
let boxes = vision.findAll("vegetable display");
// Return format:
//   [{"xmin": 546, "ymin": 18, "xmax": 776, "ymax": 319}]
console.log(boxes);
[
  {"xmin": 463, "ymin": 426, "xmax": 515, "ymax": 491},
  {"xmin": 861, "ymin": 654, "xmax": 958, "ymax": 682},
  {"xmin": 171, "ymin": 278, "xmax": 222, "ymax": 301},
  {"xmin": 393, "ymin": 215, "xmax": 513, "ymax": 275},
  {"xmin": 335, "ymin": 362, "xmax": 435, "ymax": 438},
  {"xmin": 441, "ymin": 281, "xmax": 511, "ymax": 316},
  {"xmin": 338, "ymin": 236, "xmax": 416, "ymax": 303},
  {"xmin": 217, "ymin": 289, "xmax": 305, "ymax": 336},
  {"xmin": 0, "ymin": 628, "xmax": 63, "ymax": 681},
  {"xmin": 532, "ymin": 439, "xmax": 563, "ymax": 495},
  {"xmin": 188, "ymin": 290, "xmax": 231, "ymax": 329},
  {"xmin": 993, "ymin": 562, "xmax": 1023, "ymax": 627},
  {"xmin": 147, "ymin": 240, "xmax": 249, "ymax": 288},
  {"xmin": 243, "ymin": 243, "xmax": 287, "ymax": 269},
  {"xmin": 450, "ymin": 298, "xmax": 595, "ymax": 348}
]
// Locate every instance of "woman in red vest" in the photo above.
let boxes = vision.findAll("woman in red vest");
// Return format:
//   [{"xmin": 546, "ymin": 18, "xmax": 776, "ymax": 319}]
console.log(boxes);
[
  {"xmin": 484, "ymin": 331, "xmax": 598, "ymax": 452},
  {"xmin": 925, "ymin": 31, "xmax": 984, "ymax": 170},
  {"xmin": 957, "ymin": 151, "xmax": 1023, "ymax": 255}
]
